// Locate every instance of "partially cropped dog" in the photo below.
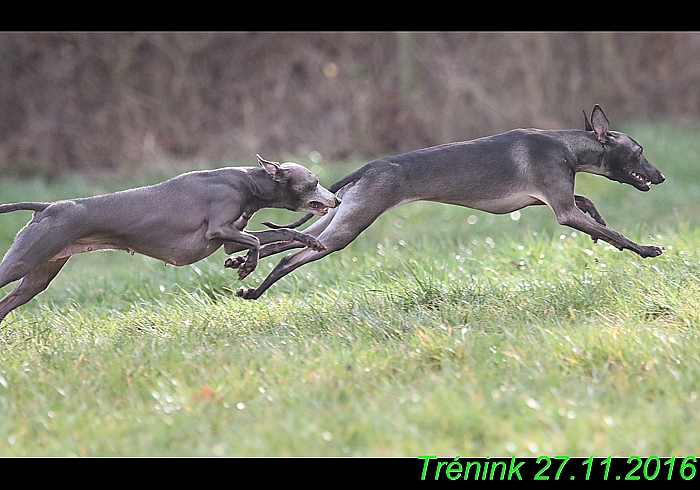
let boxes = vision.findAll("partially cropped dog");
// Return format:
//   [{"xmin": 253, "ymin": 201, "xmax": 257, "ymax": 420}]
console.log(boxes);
[
  {"xmin": 0, "ymin": 155, "xmax": 339, "ymax": 323},
  {"xmin": 227, "ymin": 105, "xmax": 665, "ymax": 300}
]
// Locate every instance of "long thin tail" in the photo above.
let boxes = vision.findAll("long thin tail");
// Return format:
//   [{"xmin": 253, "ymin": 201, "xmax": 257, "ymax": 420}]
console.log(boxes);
[
  {"xmin": 0, "ymin": 202, "xmax": 50, "ymax": 214},
  {"xmin": 262, "ymin": 214, "xmax": 315, "ymax": 230}
]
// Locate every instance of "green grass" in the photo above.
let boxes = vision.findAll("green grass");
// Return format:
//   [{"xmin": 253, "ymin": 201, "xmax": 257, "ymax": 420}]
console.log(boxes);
[{"xmin": 1, "ymin": 122, "xmax": 700, "ymax": 456}]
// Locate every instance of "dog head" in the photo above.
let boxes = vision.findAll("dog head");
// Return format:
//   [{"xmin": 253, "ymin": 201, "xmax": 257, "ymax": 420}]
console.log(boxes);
[
  {"xmin": 258, "ymin": 154, "xmax": 340, "ymax": 215},
  {"xmin": 584, "ymin": 105, "xmax": 665, "ymax": 191}
]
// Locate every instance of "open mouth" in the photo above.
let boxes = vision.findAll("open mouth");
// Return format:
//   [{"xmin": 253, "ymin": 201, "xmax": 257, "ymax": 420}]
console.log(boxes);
[
  {"xmin": 309, "ymin": 201, "xmax": 329, "ymax": 215},
  {"xmin": 630, "ymin": 171, "xmax": 650, "ymax": 190}
]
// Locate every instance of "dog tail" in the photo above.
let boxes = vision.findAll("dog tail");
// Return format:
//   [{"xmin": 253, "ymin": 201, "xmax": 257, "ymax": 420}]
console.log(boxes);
[
  {"xmin": 0, "ymin": 202, "xmax": 50, "ymax": 215},
  {"xmin": 328, "ymin": 164, "xmax": 372, "ymax": 193},
  {"xmin": 262, "ymin": 214, "xmax": 315, "ymax": 230}
]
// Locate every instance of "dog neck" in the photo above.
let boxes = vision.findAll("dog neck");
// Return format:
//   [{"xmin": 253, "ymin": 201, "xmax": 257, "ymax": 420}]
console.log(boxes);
[
  {"xmin": 563, "ymin": 130, "xmax": 606, "ymax": 175},
  {"xmin": 243, "ymin": 167, "xmax": 290, "ymax": 212}
]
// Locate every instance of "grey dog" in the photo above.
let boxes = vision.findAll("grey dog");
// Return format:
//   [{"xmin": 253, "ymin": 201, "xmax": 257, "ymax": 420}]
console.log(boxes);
[
  {"xmin": 228, "ymin": 105, "xmax": 665, "ymax": 300},
  {"xmin": 0, "ymin": 155, "xmax": 339, "ymax": 323}
]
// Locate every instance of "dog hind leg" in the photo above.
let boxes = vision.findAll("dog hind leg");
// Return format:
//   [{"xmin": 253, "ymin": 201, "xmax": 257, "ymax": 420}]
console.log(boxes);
[
  {"xmin": 0, "ymin": 215, "xmax": 82, "ymax": 289},
  {"xmin": 235, "ymin": 194, "xmax": 383, "ymax": 299},
  {"xmin": 224, "ymin": 204, "xmax": 339, "ymax": 267},
  {"xmin": 0, "ymin": 258, "xmax": 70, "ymax": 324}
]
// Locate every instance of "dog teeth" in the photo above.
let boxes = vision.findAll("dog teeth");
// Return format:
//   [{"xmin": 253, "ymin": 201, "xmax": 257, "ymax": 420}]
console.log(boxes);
[
  {"xmin": 631, "ymin": 172, "xmax": 649, "ymax": 184},
  {"xmin": 309, "ymin": 201, "xmax": 329, "ymax": 214}
]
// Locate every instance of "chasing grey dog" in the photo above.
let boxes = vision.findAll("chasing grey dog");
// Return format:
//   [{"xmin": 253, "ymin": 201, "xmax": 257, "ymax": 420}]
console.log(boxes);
[
  {"xmin": 228, "ymin": 105, "xmax": 665, "ymax": 300},
  {"xmin": 0, "ymin": 155, "xmax": 339, "ymax": 323}
]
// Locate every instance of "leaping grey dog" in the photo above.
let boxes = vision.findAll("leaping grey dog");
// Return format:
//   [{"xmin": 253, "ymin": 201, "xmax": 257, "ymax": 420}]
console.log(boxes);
[
  {"xmin": 227, "ymin": 105, "xmax": 665, "ymax": 300},
  {"xmin": 0, "ymin": 155, "xmax": 339, "ymax": 324}
]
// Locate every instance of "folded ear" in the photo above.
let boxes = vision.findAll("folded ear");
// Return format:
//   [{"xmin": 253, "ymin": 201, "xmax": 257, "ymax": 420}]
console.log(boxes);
[
  {"xmin": 257, "ymin": 154, "xmax": 287, "ymax": 182},
  {"xmin": 590, "ymin": 105, "xmax": 611, "ymax": 144},
  {"xmin": 582, "ymin": 110, "xmax": 593, "ymax": 132}
]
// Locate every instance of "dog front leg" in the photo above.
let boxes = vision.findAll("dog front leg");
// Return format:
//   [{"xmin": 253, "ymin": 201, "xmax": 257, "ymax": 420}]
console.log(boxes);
[
  {"xmin": 225, "ymin": 207, "xmax": 337, "ymax": 269},
  {"xmin": 250, "ymin": 229, "xmax": 325, "ymax": 251},
  {"xmin": 555, "ymin": 206, "xmax": 662, "ymax": 258},
  {"xmin": 225, "ymin": 240, "xmax": 306, "ymax": 270},
  {"xmin": 574, "ymin": 195, "xmax": 606, "ymax": 226},
  {"xmin": 206, "ymin": 226, "xmax": 261, "ymax": 280},
  {"xmin": 221, "ymin": 228, "xmax": 324, "ymax": 279},
  {"xmin": 223, "ymin": 228, "xmax": 324, "ymax": 256},
  {"xmin": 223, "ymin": 228, "xmax": 324, "ymax": 270},
  {"xmin": 574, "ymin": 194, "xmax": 606, "ymax": 243}
]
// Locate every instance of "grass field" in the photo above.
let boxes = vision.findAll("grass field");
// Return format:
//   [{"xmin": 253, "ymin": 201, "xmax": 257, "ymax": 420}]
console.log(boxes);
[{"xmin": 1, "ymin": 122, "xmax": 700, "ymax": 457}]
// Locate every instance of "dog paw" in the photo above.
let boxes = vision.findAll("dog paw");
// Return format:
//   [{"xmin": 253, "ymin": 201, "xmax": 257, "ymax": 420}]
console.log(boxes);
[
  {"xmin": 224, "ymin": 256, "xmax": 245, "ymax": 269},
  {"xmin": 306, "ymin": 237, "xmax": 326, "ymax": 252},
  {"xmin": 237, "ymin": 255, "xmax": 259, "ymax": 280},
  {"xmin": 235, "ymin": 287, "xmax": 258, "ymax": 300},
  {"xmin": 641, "ymin": 245, "xmax": 663, "ymax": 258},
  {"xmin": 238, "ymin": 263, "xmax": 257, "ymax": 280}
]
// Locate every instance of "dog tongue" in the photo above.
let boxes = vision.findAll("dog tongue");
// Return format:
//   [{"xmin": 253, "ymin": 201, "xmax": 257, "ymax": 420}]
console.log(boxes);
[{"xmin": 310, "ymin": 202, "xmax": 328, "ymax": 214}]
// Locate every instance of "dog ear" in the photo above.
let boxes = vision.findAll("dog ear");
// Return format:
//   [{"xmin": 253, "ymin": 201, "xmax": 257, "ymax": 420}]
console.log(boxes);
[
  {"xmin": 590, "ymin": 105, "xmax": 611, "ymax": 144},
  {"xmin": 257, "ymin": 154, "xmax": 290, "ymax": 183},
  {"xmin": 583, "ymin": 110, "xmax": 593, "ymax": 132}
]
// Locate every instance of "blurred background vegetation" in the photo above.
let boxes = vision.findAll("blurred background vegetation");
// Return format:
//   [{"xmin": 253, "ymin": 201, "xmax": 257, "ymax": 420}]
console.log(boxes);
[{"xmin": 1, "ymin": 32, "xmax": 698, "ymax": 178}]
